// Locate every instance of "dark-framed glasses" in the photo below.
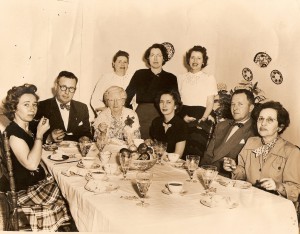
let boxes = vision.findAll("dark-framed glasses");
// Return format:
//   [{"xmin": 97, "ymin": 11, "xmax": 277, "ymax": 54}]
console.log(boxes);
[
  {"xmin": 58, "ymin": 84, "xmax": 76, "ymax": 93},
  {"xmin": 257, "ymin": 116, "xmax": 277, "ymax": 124}
]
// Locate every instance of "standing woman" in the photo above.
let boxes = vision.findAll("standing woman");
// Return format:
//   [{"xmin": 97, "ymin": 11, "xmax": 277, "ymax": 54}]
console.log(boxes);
[
  {"xmin": 3, "ymin": 84, "xmax": 71, "ymax": 231},
  {"xmin": 126, "ymin": 43, "xmax": 178, "ymax": 139},
  {"xmin": 91, "ymin": 50, "xmax": 133, "ymax": 115},
  {"xmin": 150, "ymin": 90, "xmax": 188, "ymax": 158},
  {"xmin": 223, "ymin": 101, "xmax": 300, "ymax": 202},
  {"xmin": 178, "ymin": 45, "xmax": 217, "ymax": 155}
]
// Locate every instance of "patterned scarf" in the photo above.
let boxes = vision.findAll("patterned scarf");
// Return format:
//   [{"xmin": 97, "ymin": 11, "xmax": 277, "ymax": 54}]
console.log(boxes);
[{"xmin": 252, "ymin": 138, "xmax": 278, "ymax": 162}]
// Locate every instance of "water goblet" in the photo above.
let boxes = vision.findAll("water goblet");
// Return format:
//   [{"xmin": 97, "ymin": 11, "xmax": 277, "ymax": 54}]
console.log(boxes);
[
  {"xmin": 136, "ymin": 171, "xmax": 153, "ymax": 207},
  {"xmin": 186, "ymin": 155, "xmax": 201, "ymax": 182},
  {"xmin": 199, "ymin": 165, "xmax": 218, "ymax": 194},
  {"xmin": 153, "ymin": 141, "xmax": 167, "ymax": 165},
  {"xmin": 119, "ymin": 153, "xmax": 132, "ymax": 180},
  {"xmin": 96, "ymin": 135, "xmax": 107, "ymax": 153}
]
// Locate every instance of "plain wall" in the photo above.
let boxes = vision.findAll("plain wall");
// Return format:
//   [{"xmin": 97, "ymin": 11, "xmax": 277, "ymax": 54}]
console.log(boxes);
[{"xmin": 0, "ymin": 0, "xmax": 299, "ymax": 145}]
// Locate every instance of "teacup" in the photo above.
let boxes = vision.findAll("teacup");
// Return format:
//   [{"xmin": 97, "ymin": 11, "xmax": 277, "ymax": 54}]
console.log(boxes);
[
  {"xmin": 99, "ymin": 151, "xmax": 112, "ymax": 165},
  {"xmin": 103, "ymin": 163, "xmax": 118, "ymax": 175},
  {"xmin": 82, "ymin": 156, "xmax": 95, "ymax": 169},
  {"xmin": 168, "ymin": 153, "xmax": 180, "ymax": 163},
  {"xmin": 167, "ymin": 181, "xmax": 183, "ymax": 194}
]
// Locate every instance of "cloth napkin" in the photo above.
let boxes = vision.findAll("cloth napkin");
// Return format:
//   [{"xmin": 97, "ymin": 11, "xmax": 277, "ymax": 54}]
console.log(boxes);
[{"xmin": 62, "ymin": 166, "xmax": 88, "ymax": 177}]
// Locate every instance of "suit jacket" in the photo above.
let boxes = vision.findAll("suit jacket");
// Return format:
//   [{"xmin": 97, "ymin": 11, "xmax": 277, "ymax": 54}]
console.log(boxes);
[
  {"xmin": 32, "ymin": 97, "xmax": 91, "ymax": 142},
  {"xmin": 201, "ymin": 118, "xmax": 255, "ymax": 177}
]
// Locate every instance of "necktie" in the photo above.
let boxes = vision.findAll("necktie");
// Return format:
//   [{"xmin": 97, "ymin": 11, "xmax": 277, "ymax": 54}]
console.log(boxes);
[
  {"xmin": 60, "ymin": 103, "xmax": 70, "ymax": 111},
  {"xmin": 229, "ymin": 121, "xmax": 244, "ymax": 128}
]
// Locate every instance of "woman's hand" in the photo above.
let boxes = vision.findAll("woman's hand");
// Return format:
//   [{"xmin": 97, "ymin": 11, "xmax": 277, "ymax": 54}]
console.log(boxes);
[
  {"xmin": 259, "ymin": 178, "xmax": 277, "ymax": 190},
  {"xmin": 98, "ymin": 122, "xmax": 108, "ymax": 132},
  {"xmin": 36, "ymin": 117, "xmax": 50, "ymax": 138},
  {"xmin": 183, "ymin": 115, "xmax": 196, "ymax": 123},
  {"xmin": 223, "ymin": 157, "xmax": 237, "ymax": 172}
]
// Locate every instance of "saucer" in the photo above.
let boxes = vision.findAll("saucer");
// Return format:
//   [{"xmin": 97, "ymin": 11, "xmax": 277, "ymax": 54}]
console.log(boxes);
[
  {"xmin": 161, "ymin": 188, "xmax": 187, "ymax": 196},
  {"xmin": 47, "ymin": 154, "xmax": 69, "ymax": 161}
]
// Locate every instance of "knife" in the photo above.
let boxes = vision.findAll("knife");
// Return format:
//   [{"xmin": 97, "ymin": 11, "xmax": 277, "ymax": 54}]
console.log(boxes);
[{"xmin": 54, "ymin": 160, "xmax": 80, "ymax": 165}]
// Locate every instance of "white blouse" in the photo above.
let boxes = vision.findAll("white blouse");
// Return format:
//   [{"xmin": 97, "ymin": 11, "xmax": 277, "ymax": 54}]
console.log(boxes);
[{"xmin": 177, "ymin": 71, "xmax": 217, "ymax": 107}]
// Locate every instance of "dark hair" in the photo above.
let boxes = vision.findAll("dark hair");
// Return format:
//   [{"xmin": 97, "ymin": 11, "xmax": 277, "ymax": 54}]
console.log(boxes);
[
  {"xmin": 185, "ymin": 45, "xmax": 209, "ymax": 68},
  {"xmin": 254, "ymin": 101, "xmax": 290, "ymax": 134},
  {"xmin": 112, "ymin": 50, "xmax": 129, "ymax": 63},
  {"xmin": 3, "ymin": 84, "xmax": 39, "ymax": 121},
  {"xmin": 231, "ymin": 89, "xmax": 255, "ymax": 105},
  {"xmin": 56, "ymin": 71, "xmax": 78, "ymax": 84},
  {"xmin": 155, "ymin": 89, "xmax": 183, "ymax": 114},
  {"xmin": 144, "ymin": 43, "xmax": 169, "ymax": 66}
]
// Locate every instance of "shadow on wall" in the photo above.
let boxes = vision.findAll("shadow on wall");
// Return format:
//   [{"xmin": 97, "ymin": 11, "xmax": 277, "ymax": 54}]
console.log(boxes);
[{"xmin": 0, "ymin": 108, "xmax": 10, "ymax": 132}]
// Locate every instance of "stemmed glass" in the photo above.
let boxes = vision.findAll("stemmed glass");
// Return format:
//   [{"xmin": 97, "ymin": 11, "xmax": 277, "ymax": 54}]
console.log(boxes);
[
  {"xmin": 136, "ymin": 171, "xmax": 153, "ymax": 207},
  {"xmin": 119, "ymin": 153, "xmax": 132, "ymax": 180},
  {"xmin": 198, "ymin": 165, "xmax": 218, "ymax": 195},
  {"xmin": 185, "ymin": 155, "xmax": 201, "ymax": 182},
  {"xmin": 153, "ymin": 141, "xmax": 167, "ymax": 165}
]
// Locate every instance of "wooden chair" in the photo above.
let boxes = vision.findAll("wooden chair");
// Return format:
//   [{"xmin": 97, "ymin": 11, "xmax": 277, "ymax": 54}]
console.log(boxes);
[{"xmin": 0, "ymin": 131, "xmax": 32, "ymax": 231}]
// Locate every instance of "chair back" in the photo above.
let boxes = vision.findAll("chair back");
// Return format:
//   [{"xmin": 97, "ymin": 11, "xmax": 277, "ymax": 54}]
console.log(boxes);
[
  {"xmin": 206, "ymin": 122, "xmax": 215, "ymax": 150},
  {"xmin": 0, "ymin": 131, "xmax": 19, "ymax": 230}
]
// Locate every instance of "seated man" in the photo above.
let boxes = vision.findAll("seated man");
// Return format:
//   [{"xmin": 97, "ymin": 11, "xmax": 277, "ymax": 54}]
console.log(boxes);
[
  {"xmin": 200, "ymin": 89, "xmax": 256, "ymax": 177},
  {"xmin": 32, "ymin": 71, "xmax": 91, "ymax": 143}
]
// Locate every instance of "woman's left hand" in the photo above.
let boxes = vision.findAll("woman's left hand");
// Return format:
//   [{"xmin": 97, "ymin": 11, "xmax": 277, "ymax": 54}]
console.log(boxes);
[{"xmin": 259, "ymin": 178, "xmax": 277, "ymax": 190}]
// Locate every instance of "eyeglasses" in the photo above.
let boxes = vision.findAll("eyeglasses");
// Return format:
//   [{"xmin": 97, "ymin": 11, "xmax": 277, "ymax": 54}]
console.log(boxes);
[
  {"xmin": 107, "ymin": 98, "xmax": 125, "ymax": 104},
  {"xmin": 58, "ymin": 84, "xmax": 76, "ymax": 93},
  {"xmin": 257, "ymin": 116, "xmax": 277, "ymax": 124}
]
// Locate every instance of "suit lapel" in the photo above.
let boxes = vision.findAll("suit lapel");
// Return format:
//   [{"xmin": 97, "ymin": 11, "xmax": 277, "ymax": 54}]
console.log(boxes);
[
  {"xmin": 67, "ymin": 100, "xmax": 78, "ymax": 132},
  {"xmin": 50, "ymin": 98, "xmax": 66, "ymax": 131}
]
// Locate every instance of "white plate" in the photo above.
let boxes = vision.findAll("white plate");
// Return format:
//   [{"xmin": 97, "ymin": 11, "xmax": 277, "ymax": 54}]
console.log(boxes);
[
  {"xmin": 200, "ymin": 195, "xmax": 238, "ymax": 209},
  {"xmin": 161, "ymin": 188, "xmax": 187, "ymax": 196},
  {"xmin": 233, "ymin": 180, "xmax": 252, "ymax": 189},
  {"xmin": 84, "ymin": 181, "xmax": 119, "ymax": 194},
  {"xmin": 58, "ymin": 141, "xmax": 78, "ymax": 148}
]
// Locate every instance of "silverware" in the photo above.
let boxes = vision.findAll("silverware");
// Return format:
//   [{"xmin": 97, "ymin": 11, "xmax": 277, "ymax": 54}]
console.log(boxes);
[{"xmin": 54, "ymin": 160, "xmax": 80, "ymax": 165}]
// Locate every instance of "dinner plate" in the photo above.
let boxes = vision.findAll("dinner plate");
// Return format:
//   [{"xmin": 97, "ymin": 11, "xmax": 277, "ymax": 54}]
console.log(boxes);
[
  {"xmin": 77, "ymin": 160, "xmax": 101, "ymax": 169},
  {"xmin": 47, "ymin": 154, "xmax": 69, "ymax": 161},
  {"xmin": 233, "ymin": 180, "xmax": 252, "ymax": 189},
  {"xmin": 58, "ymin": 141, "xmax": 78, "ymax": 148},
  {"xmin": 84, "ymin": 181, "xmax": 119, "ymax": 194},
  {"xmin": 200, "ymin": 195, "xmax": 238, "ymax": 209},
  {"xmin": 43, "ymin": 144, "xmax": 58, "ymax": 151}
]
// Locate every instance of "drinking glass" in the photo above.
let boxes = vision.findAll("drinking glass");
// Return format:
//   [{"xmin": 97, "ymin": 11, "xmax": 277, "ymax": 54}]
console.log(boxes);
[
  {"xmin": 79, "ymin": 142, "xmax": 93, "ymax": 157},
  {"xmin": 119, "ymin": 153, "xmax": 132, "ymax": 180},
  {"xmin": 136, "ymin": 171, "xmax": 153, "ymax": 207},
  {"xmin": 153, "ymin": 141, "xmax": 167, "ymax": 165},
  {"xmin": 199, "ymin": 165, "xmax": 218, "ymax": 194},
  {"xmin": 96, "ymin": 135, "xmax": 107, "ymax": 152},
  {"xmin": 186, "ymin": 155, "xmax": 201, "ymax": 182}
]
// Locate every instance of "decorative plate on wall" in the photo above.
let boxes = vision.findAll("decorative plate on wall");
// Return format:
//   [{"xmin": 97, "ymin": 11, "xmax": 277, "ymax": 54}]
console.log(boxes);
[
  {"xmin": 242, "ymin": 67, "xmax": 253, "ymax": 81},
  {"xmin": 253, "ymin": 52, "xmax": 272, "ymax": 68},
  {"xmin": 162, "ymin": 42, "xmax": 175, "ymax": 61},
  {"xmin": 270, "ymin": 70, "xmax": 283, "ymax": 85}
]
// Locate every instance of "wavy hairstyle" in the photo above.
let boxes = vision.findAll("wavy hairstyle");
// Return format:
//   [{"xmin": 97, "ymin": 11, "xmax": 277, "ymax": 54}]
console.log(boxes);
[
  {"xmin": 144, "ymin": 43, "xmax": 169, "ymax": 66},
  {"xmin": 185, "ymin": 45, "xmax": 209, "ymax": 69},
  {"xmin": 3, "ymin": 84, "xmax": 39, "ymax": 121},
  {"xmin": 155, "ymin": 89, "xmax": 183, "ymax": 114}
]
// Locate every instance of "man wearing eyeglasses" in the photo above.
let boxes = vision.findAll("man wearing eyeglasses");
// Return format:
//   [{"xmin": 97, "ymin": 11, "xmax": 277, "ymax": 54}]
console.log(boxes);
[
  {"xmin": 32, "ymin": 71, "xmax": 91, "ymax": 143},
  {"xmin": 200, "ymin": 89, "xmax": 256, "ymax": 177}
]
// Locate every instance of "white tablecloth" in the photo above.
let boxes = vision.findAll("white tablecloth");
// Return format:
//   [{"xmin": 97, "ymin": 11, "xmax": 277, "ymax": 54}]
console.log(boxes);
[{"xmin": 42, "ymin": 145, "xmax": 298, "ymax": 234}]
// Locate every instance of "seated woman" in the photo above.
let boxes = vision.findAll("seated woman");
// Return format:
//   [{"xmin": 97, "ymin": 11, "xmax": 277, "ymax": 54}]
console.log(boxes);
[
  {"xmin": 150, "ymin": 90, "xmax": 188, "ymax": 158},
  {"xmin": 3, "ymin": 84, "xmax": 71, "ymax": 231},
  {"xmin": 93, "ymin": 86, "xmax": 141, "ymax": 146},
  {"xmin": 223, "ymin": 101, "xmax": 300, "ymax": 202}
]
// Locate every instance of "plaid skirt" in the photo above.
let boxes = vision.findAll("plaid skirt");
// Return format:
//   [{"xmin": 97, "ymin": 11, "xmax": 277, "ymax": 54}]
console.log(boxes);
[{"xmin": 17, "ymin": 178, "xmax": 71, "ymax": 231}]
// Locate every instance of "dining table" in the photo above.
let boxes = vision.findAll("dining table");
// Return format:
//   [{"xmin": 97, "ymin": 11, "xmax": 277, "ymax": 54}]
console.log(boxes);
[{"xmin": 41, "ymin": 142, "xmax": 298, "ymax": 234}]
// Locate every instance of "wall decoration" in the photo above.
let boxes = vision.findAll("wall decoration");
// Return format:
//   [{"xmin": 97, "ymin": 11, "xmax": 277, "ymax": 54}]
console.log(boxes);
[
  {"xmin": 162, "ymin": 42, "xmax": 175, "ymax": 61},
  {"xmin": 231, "ymin": 80, "xmax": 266, "ymax": 103},
  {"xmin": 270, "ymin": 70, "xmax": 283, "ymax": 85},
  {"xmin": 242, "ymin": 67, "xmax": 253, "ymax": 81},
  {"xmin": 253, "ymin": 52, "xmax": 272, "ymax": 67}
]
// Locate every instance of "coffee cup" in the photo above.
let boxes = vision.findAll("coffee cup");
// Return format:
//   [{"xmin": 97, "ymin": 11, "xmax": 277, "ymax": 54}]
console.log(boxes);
[
  {"xmin": 168, "ymin": 153, "xmax": 180, "ymax": 163},
  {"xmin": 99, "ymin": 151, "xmax": 112, "ymax": 165},
  {"xmin": 82, "ymin": 156, "xmax": 95, "ymax": 169},
  {"xmin": 167, "ymin": 181, "xmax": 183, "ymax": 194}
]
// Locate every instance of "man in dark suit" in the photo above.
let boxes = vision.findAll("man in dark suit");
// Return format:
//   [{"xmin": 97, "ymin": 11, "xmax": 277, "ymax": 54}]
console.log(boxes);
[
  {"xmin": 200, "ymin": 89, "xmax": 256, "ymax": 177},
  {"xmin": 33, "ymin": 71, "xmax": 91, "ymax": 143}
]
